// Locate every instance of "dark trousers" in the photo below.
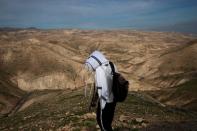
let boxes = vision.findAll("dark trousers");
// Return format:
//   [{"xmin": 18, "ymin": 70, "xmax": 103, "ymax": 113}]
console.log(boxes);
[{"xmin": 96, "ymin": 101, "xmax": 116, "ymax": 131}]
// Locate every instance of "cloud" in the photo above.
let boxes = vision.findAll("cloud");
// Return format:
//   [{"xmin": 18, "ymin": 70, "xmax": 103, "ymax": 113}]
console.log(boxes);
[{"xmin": 0, "ymin": 0, "xmax": 196, "ymax": 33}]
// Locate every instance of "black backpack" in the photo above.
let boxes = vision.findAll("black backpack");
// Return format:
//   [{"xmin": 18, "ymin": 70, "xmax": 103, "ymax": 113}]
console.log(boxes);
[{"xmin": 109, "ymin": 61, "xmax": 129, "ymax": 102}]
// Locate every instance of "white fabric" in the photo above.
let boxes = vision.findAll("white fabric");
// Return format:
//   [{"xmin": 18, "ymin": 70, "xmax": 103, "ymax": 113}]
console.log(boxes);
[
  {"xmin": 85, "ymin": 51, "xmax": 108, "ymax": 71},
  {"xmin": 85, "ymin": 50, "xmax": 117, "ymax": 109},
  {"xmin": 95, "ymin": 64, "xmax": 114, "ymax": 109}
]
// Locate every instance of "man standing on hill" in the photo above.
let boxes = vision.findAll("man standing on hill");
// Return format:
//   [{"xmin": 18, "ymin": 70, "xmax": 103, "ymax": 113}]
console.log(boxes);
[{"xmin": 85, "ymin": 50, "xmax": 117, "ymax": 131}]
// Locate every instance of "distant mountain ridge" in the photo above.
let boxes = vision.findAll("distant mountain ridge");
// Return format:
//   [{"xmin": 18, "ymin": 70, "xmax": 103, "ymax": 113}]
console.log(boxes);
[
  {"xmin": 152, "ymin": 20, "xmax": 197, "ymax": 34},
  {"xmin": 0, "ymin": 27, "xmax": 39, "ymax": 32}
]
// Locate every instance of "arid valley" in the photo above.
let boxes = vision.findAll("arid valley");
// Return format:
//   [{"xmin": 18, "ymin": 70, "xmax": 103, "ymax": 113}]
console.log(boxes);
[{"xmin": 0, "ymin": 28, "xmax": 197, "ymax": 130}]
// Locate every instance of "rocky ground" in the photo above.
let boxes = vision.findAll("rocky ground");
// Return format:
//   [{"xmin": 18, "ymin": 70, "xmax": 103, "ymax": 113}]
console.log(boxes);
[{"xmin": 0, "ymin": 89, "xmax": 196, "ymax": 131}]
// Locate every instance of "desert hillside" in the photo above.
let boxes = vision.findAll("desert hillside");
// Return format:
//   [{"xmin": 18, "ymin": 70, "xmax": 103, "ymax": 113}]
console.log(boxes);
[
  {"xmin": 0, "ymin": 28, "xmax": 197, "ymax": 130},
  {"xmin": 0, "ymin": 29, "xmax": 196, "ymax": 90}
]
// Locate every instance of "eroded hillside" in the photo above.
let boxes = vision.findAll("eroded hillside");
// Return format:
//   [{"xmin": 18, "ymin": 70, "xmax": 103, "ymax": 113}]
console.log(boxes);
[
  {"xmin": 1, "ymin": 29, "xmax": 196, "ymax": 91},
  {"xmin": 0, "ymin": 29, "xmax": 197, "ymax": 130}
]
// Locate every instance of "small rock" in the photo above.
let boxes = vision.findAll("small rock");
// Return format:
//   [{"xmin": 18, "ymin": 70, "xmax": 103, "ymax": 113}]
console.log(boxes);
[
  {"xmin": 119, "ymin": 115, "xmax": 129, "ymax": 122},
  {"xmin": 135, "ymin": 118, "xmax": 144, "ymax": 123},
  {"xmin": 142, "ymin": 122, "xmax": 147, "ymax": 127},
  {"xmin": 82, "ymin": 112, "xmax": 96, "ymax": 119},
  {"xmin": 65, "ymin": 111, "xmax": 70, "ymax": 115},
  {"xmin": 96, "ymin": 125, "xmax": 100, "ymax": 129},
  {"xmin": 61, "ymin": 125, "xmax": 71, "ymax": 131},
  {"xmin": 75, "ymin": 115, "xmax": 80, "ymax": 118}
]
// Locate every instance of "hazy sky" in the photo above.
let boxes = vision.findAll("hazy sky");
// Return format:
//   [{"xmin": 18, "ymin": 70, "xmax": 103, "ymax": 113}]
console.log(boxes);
[{"xmin": 0, "ymin": 0, "xmax": 197, "ymax": 32}]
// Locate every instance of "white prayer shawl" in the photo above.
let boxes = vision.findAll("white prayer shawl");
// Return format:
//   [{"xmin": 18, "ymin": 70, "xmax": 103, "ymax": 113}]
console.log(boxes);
[{"xmin": 85, "ymin": 51, "xmax": 117, "ymax": 109}]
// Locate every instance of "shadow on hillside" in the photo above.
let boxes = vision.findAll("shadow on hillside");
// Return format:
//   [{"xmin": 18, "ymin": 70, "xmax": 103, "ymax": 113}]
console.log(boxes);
[
  {"xmin": 142, "ymin": 78, "xmax": 197, "ymax": 112},
  {"xmin": 0, "ymin": 70, "xmax": 26, "ymax": 116},
  {"xmin": 139, "ymin": 121, "xmax": 197, "ymax": 131},
  {"xmin": 114, "ymin": 121, "xmax": 197, "ymax": 131}
]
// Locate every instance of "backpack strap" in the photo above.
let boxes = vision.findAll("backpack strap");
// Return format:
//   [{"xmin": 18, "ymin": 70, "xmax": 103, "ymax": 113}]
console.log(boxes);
[
  {"xmin": 90, "ymin": 55, "xmax": 102, "ymax": 65},
  {"xmin": 109, "ymin": 61, "xmax": 115, "ymax": 74}
]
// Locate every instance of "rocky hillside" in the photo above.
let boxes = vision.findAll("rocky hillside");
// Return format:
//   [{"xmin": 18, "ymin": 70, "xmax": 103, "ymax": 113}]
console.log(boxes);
[
  {"xmin": 0, "ymin": 71, "xmax": 25, "ymax": 115},
  {"xmin": 0, "ymin": 28, "xmax": 197, "ymax": 130},
  {"xmin": 0, "ymin": 29, "xmax": 196, "ymax": 91},
  {"xmin": 0, "ymin": 89, "xmax": 196, "ymax": 131}
]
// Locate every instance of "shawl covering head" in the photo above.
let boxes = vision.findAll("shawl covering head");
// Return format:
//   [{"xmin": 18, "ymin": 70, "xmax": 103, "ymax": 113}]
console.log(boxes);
[{"xmin": 85, "ymin": 51, "xmax": 108, "ymax": 71}]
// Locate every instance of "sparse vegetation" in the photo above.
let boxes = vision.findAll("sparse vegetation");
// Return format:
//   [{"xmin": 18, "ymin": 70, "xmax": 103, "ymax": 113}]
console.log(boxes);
[
  {"xmin": 0, "ymin": 89, "xmax": 196, "ymax": 130},
  {"xmin": 176, "ymin": 79, "xmax": 197, "ymax": 92}
]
